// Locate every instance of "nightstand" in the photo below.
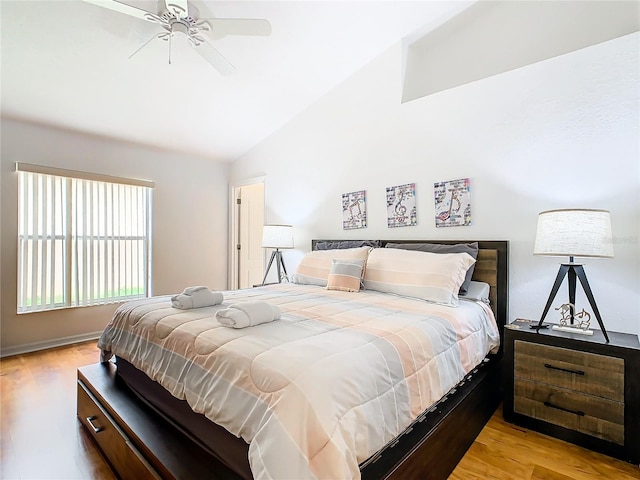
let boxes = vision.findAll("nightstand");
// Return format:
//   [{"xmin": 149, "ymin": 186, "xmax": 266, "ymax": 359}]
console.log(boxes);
[{"xmin": 503, "ymin": 319, "xmax": 640, "ymax": 464}]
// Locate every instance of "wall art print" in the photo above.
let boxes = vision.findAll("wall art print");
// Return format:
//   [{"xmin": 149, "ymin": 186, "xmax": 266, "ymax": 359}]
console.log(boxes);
[
  {"xmin": 386, "ymin": 183, "xmax": 417, "ymax": 228},
  {"xmin": 434, "ymin": 178, "xmax": 471, "ymax": 227},
  {"xmin": 342, "ymin": 190, "xmax": 367, "ymax": 230}
]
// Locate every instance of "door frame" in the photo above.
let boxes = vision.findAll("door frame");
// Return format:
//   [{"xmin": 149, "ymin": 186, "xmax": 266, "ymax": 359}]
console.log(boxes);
[{"xmin": 228, "ymin": 176, "xmax": 265, "ymax": 290}]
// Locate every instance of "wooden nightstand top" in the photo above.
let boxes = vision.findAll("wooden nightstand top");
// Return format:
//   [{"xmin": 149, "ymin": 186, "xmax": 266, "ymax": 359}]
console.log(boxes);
[{"xmin": 507, "ymin": 318, "xmax": 640, "ymax": 351}]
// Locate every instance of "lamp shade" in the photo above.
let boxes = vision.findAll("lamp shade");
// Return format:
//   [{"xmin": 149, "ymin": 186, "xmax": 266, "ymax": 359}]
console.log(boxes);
[
  {"xmin": 261, "ymin": 225, "xmax": 294, "ymax": 249},
  {"xmin": 533, "ymin": 209, "xmax": 614, "ymax": 258}
]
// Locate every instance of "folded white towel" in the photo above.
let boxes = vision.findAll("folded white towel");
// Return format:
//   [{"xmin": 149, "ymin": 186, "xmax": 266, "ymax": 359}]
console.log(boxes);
[
  {"xmin": 215, "ymin": 301, "xmax": 281, "ymax": 328},
  {"xmin": 182, "ymin": 285, "xmax": 209, "ymax": 295},
  {"xmin": 171, "ymin": 289, "xmax": 223, "ymax": 309}
]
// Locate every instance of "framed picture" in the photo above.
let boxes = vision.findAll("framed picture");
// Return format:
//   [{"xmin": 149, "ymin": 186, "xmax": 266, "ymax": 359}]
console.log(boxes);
[
  {"xmin": 386, "ymin": 183, "xmax": 417, "ymax": 228},
  {"xmin": 434, "ymin": 178, "xmax": 471, "ymax": 227},
  {"xmin": 342, "ymin": 190, "xmax": 367, "ymax": 230}
]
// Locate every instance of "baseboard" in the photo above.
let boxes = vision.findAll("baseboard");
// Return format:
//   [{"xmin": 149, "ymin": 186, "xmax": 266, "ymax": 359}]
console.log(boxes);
[{"xmin": 0, "ymin": 331, "xmax": 103, "ymax": 358}]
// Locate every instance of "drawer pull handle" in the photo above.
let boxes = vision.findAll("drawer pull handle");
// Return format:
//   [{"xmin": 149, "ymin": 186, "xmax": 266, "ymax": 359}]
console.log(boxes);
[
  {"xmin": 544, "ymin": 401, "xmax": 585, "ymax": 417},
  {"xmin": 86, "ymin": 416, "xmax": 104, "ymax": 434},
  {"xmin": 544, "ymin": 363, "xmax": 585, "ymax": 376}
]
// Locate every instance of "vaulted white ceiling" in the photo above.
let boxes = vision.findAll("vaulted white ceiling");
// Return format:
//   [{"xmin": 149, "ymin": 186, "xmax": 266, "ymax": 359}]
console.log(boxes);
[{"xmin": 1, "ymin": 0, "xmax": 472, "ymax": 162}]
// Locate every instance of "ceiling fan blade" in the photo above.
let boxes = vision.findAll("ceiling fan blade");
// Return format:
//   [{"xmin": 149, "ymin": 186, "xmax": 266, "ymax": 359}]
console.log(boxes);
[
  {"xmin": 165, "ymin": 0, "xmax": 190, "ymax": 19},
  {"xmin": 82, "ymin": 0, "xmax": 162, "ymax": 23},
  {"xmin": 205, "ymin": 18, "xmax": 272, "ymax": 40},
  {"xmin": 193, "ymin": 39, "xmax": 235, "ymax": 75}
]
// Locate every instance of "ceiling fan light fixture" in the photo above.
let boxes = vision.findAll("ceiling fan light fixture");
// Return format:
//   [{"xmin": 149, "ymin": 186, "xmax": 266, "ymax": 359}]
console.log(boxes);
[{"xmin": 171, "ymin": 21, "xmax": 189, "ymax": 36}]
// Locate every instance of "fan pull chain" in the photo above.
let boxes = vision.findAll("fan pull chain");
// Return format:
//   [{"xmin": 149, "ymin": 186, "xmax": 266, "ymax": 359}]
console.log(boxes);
[{"xmin": 129, "ymin": 34, "xmax": 161, "ymax": 60}]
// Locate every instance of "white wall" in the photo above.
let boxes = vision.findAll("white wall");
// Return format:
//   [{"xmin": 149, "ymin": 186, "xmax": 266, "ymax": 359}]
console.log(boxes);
[
  {"xmin": 230, "ymin": 32, "xmax": 640, "ymax": 336},
  {"xmin": 1, "ymin": 118, "xmax": 230, "ymax": 354}
]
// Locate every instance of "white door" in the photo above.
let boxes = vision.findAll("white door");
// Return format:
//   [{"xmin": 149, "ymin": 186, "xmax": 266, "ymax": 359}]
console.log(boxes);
[{"xmin": 237, "ymin": 183, "xmax": 264, "ymax": 289}]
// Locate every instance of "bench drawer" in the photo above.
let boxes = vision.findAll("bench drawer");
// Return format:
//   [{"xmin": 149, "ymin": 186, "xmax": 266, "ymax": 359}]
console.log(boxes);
[{"xmin": 77, "ymin": 380, "xmax": 160, "ymax": 480}]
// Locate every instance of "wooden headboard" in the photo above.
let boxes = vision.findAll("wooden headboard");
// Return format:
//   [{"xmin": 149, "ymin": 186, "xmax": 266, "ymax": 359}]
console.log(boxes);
[{"xmin": 311, "ymin": 239, "xmax": 509, "ymax": 352}]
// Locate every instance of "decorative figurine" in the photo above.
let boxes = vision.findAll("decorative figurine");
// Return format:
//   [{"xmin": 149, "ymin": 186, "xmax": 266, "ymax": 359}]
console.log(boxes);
[{"xmin": 552, "ymin": 303, "xmax": 593, "ymax": 335}]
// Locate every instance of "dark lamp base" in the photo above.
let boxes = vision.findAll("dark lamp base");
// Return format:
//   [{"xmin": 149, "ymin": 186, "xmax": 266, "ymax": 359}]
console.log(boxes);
[{"xmin": 536, "ymin": 263, "xmax": 609, "ymax": 343}]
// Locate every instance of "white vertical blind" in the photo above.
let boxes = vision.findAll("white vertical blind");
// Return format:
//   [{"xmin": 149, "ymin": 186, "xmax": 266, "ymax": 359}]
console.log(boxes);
[
  {"xmin": 17, "ymin": 167, "xmax": 152, "ymax": 313},
  {"xmin": 18, "ymin": 172, "xmax": 68, "ymax": 311}
]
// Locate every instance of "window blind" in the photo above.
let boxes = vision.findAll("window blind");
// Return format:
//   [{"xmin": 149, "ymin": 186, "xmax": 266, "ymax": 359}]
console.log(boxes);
[{"xmin": 17, "ymin": 164, "xmax": 153, "ymax": 313}]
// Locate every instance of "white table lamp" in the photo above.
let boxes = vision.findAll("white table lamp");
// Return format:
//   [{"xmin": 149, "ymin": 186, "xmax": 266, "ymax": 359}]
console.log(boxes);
[
  {"xmin": 533, "ymin": 208, "xmax": 613, "ymax": 341},
  {"xmin": 261, "ymin": 225, "xmax": 293, "ymax": 285}
]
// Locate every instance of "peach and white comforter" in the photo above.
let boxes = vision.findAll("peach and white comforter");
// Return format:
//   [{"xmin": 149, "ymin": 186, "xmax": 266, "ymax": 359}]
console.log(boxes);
[{"xmin": 98, "ymin": 283, "xmax": 500, "ymax": 480}]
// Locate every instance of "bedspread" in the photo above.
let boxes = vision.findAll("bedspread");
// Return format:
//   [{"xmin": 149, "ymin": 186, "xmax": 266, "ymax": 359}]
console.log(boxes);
[{"xmin": 98, "ymin": 283, "xmax": 500, "ymax": 479}]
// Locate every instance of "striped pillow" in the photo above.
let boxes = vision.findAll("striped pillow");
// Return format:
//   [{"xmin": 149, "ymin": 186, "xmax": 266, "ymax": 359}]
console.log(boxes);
[
  {"xmin": 385, "ymin": 242, "xmax": 478, "ymax": 294},
  {"xmin": 363, "ymin": 248, "xmax": 476, "ymax": 306},
  {"xmin": 326, "ymin": 259, "xmax": 365, "ymax": 292},
  {"xmin": 292, "ymin": 247, "xmax": 371, "ymax": 286}
]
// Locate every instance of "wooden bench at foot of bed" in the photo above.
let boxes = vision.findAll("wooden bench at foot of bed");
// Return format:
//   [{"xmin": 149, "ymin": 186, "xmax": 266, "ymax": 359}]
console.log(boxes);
[{"xmin": 78, "ymin": 362, "xmax": 239, "ymax": 480}]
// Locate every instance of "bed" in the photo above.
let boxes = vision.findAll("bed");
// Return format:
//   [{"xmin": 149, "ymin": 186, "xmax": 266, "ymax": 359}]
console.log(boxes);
[{"xmin": 77, "ymin": 239, "xmax": 508, "ymax": 480}]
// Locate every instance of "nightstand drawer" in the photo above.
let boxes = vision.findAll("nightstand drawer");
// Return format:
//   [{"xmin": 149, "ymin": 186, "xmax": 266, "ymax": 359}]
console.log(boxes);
[
  {"xmin": 514, "ymin": 378, "xmax": 624, "ymax": 444},
  {"xmin": 514, "ymin": 340, "xmax": 624, "ymax": 401}
]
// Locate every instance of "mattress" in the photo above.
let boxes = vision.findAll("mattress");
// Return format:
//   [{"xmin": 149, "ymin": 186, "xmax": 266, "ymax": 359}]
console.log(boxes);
[{"xmin": 98, "ymin": 283, "xmax": 500, "ymax": 479}]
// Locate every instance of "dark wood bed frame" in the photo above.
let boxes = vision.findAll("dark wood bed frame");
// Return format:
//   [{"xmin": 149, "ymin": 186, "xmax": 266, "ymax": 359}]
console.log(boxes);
[{"xmin": 77, "ymin": 240, "xmax": 508, "ymax": 480}]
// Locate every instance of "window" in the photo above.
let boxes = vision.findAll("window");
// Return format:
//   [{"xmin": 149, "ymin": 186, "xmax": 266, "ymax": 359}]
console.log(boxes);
[{"xmin": 16, "ymin": 163, "xmax": 154, "ymax": 313}]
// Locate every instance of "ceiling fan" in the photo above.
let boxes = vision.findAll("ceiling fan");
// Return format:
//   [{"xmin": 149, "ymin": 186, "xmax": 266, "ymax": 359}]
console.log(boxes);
[{"xmin": 83, "ymin": 0, "xmax": 271, "ymax": 75}]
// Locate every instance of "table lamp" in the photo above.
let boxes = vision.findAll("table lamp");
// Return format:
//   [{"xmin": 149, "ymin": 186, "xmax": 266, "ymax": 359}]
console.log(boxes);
[
  {"xmin": 261, "ymin": 225, "xmax": 293, "ymax": 285},
  {"xmin": 533, "ymin": 208, "xmax": 613, "ymax": 342}
]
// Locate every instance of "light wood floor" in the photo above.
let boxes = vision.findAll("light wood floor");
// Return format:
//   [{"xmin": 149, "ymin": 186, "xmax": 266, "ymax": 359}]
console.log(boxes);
[{"xmin": 1, "ymin": 341, "xmax": 638, "ymax": 480}]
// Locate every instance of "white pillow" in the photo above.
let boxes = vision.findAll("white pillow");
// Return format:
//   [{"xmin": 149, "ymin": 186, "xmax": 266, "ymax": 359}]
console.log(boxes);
[
  {"xmin": 292, "ymin": 247, "xmax": 371, "ymax": 287},
  {"xmin": 363, "ymin": 248, "xmax": 476, "ymax": 306}
]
